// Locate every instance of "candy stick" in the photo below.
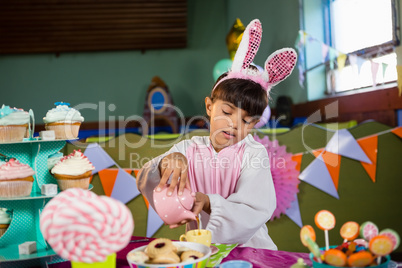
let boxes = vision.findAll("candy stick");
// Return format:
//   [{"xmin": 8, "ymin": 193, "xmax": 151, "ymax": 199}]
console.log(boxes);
[
  {"xmin": 305, "ymin": 236, "xmax": 322, "ymax": 263},
  {"xmin": 315, "ymin": 210, "xmax": 335, "ymax": 251}
]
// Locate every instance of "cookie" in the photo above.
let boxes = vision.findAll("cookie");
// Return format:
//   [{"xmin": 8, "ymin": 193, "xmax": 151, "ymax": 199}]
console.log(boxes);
[
  {"xmin": 180, "ymin": 250, "xmax": 204, "ymax": 262},
  {"xmin": 151, "ymin": 251, "xmax": 180, "ymax": 264},
  {"xmin": 146, "ymin": 238, "xmax": 175, "ymax": 258}
]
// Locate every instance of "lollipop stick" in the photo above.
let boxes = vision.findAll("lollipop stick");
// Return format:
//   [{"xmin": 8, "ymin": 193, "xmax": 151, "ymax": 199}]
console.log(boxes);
[
  {"xmin": 377, "ymin": 256, "xmax": 381, "ymax": 265},
  {"xmin": 325, "ymin": 229, "xmax": 329, "ymax": 251}
]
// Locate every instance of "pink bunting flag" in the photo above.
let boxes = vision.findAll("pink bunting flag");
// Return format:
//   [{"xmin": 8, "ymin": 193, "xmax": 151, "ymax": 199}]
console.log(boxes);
[
  {"xmin": 84, "ymin": 143, "xmax": 116, "ymax": 174},
  {"xmin": 371, "ymin": 61, "xmax": 380, "ymax": 87},
  {"xmin": 110, "ymin": 168, "xmax": 140, "ymax": 204},
  {"xmin": 299, "ymin": 155, "xmax": 339, "ymax": 199},
  {"xmin": 325, "ymin": 129, "xmax": 371, "ymax": 164},
  {"xmin": 322, "ymin": 44, "xmax": 329, "ymax": 62}
]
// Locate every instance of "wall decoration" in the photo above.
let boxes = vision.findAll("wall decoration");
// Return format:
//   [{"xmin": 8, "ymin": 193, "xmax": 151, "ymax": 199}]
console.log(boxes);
[
  {"xmin": 143, "ymin": 76, "xmax": 179, "ymax": 134},
  {"xmin": 253, "ymin": 135, "xmax": 301, "ymax": 226}
]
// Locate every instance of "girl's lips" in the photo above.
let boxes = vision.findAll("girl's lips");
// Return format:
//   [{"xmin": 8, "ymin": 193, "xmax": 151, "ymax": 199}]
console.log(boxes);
[{"xmin": 222, "ymin": 131, "xmax": 235, "ymax": 139}]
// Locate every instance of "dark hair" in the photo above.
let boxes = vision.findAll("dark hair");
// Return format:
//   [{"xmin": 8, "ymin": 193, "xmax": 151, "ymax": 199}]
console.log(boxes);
[{"xmin": 211, "ymin": 73, "xmax": 268, "ymax": 117}]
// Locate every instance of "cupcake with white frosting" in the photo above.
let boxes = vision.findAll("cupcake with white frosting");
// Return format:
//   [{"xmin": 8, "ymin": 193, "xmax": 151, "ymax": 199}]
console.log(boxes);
[
  {"xmin": 51, "ymin": 150, "xmax": 94, "ymax": 191},
  {"xmin": 43, "ymin": 102, "xmax": 84, "ymax": 140},
  {"xmin": 0, "ymin": 208, "xmax": 11, "ymax": 238},
  {"xmin": 0, "ymin": 105, "xmax": 30, "ymax": 142},
  {"xmin": 0, "ymin": 158, "xmax": 35, "ymax": 197}
]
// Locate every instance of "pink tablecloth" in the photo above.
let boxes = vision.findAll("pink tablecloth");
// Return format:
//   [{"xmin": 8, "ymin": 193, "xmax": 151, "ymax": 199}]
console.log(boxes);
[{"xmin": 48, "ymin": 236, "xmax": 312, "ymax": 268}]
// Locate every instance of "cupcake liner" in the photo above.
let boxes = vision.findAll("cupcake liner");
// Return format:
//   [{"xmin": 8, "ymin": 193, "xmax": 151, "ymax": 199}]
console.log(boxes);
[
  {"xmin": 0, "ymin": 125, "xmax": 28, "ymax": 142},
  {"xmin": 0, "ymin": 180, "xmax": 33, "ymax": 197},
  {"xmin": 45, "ymin": 122, "xmax": 81, "ymax": 139},
  {"xmin": 57, "ymin": 177, "xmax": 90, "ymax": 191},
  {"xmin": 0, "ymin": 225, "xmax": 9, "ymax": 238}
]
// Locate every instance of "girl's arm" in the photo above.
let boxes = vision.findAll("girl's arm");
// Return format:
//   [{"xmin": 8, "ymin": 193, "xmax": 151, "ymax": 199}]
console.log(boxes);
[{"xmin": 206, "ymin": 147, "xmax": 276, "ymax": 245}]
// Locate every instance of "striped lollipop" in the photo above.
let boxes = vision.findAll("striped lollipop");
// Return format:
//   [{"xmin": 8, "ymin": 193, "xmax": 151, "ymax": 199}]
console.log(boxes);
[{"xmin": 40, "ymin": 188, "xmax": 134, "ymax": 263}]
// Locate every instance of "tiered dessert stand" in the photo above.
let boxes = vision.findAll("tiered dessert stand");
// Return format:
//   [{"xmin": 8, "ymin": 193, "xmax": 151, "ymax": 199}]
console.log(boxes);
[{"xmin": 0, "ymin": 138, "xmax": 91, "ymax": 267}]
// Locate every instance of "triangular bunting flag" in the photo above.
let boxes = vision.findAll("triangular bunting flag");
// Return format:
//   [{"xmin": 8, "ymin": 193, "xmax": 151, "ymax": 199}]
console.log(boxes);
[
  {"xmin": 357, "ymin": 135, "xmax": 379, "ymax": 183},
  {"xmin": 322, "ymin": 44, "xmax": 329, "ymax": 62},
  {"xmin": 326, "ymin": 129, "xmax": 371, "ymax": 164},
  {"xmin": 291, "ymin": 153, "xmax": 303, "ymax": 172},
  {"xmin": 382, "ymin": 63, "xmax": 388, "ymax": 79},
  {"xmin": 299, "ymin": 155, "xmax": 339, "ymax": 199},
  {"xmin": 84, "ymin": 143, "xmax": 116, "ymax": 174},
  {"xmin": 349, "ymin": 54, "xmax": 358, "ymax": 74},
  {"xmin": 143, "ymin": 196, "xmax": 150, "ymax": 209},
  {"xmin": 133, "ymin": 169, "xmax": 140, "ymax": 177},
  {"xmin": 146, "ymin": 205, "xmax": 164, "ymax": 237},
  {"xmin": 321, "ymin": 151, "xmax": 341, "ymax": 190},
  {"xmin": 98, "ymin": 169, "xmax": 119, "ymax": 196},
  {"xmin": 391, "ymin": 127, "xmax": 402, "ymax": 138},
  {"xmin": 311, "ymin": 149, "xmax": 341, "ymax": 189},
  {"xmin": 356, "ymin": 56, "xmax": 365, "ymax": 74},
  {"xmin": 285, "ymin": 194, "xmax": 303, "ymax": 228},
  {"xmin": 89, "ymin": 175, "xmax": 93, "ymax": 183},
  {"xmin": 371, "ymin": 61, "xmax": 380, "ymax": 87},
  {"xmin": 337, "ymin": 53, "xmax": 347, "ymax": 72},
  {"xmin": 110, "ymin": 168, "xmax": 140, "ymax": 204}
]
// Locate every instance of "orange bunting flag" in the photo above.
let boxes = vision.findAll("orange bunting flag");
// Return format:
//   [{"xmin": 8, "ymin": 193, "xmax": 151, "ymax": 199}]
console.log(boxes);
[
  {"xmin": 89, "ymin": 175, "xmax": 93, "ymax": 183},
  {"xmin": 132, "ymin": 169, "xmax": 140, "ymax": 177},
  {"xmin": 291, "ymin": 153, "xmax": 303, "ymax": 172},
  {"xmin": 357, "ymin": 135, "xmax": 378, "ymax": 183},
  {"xmin": 312, "ymin": 149, "xmax": 341, "ymax": 190},
  {"xmin": 143, "ymin": 196, "xmax": 150, "ymax": 210},
  {"xmin": 98, "ymin": 169, "xmax": 132, "ymax": 196},
  {"xmin": 391, "ymin": 127, "xmax": 402, "ymax": 138}
]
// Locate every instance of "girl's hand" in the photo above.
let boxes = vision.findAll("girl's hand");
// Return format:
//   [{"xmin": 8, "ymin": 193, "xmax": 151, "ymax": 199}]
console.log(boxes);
[
  {"xmin": 168, "ymin": 192, "xmax": 211, "ymax": 229},
  {"xmin": 157, "ymin": 152, "xmax": 190, "ymax": 196}
]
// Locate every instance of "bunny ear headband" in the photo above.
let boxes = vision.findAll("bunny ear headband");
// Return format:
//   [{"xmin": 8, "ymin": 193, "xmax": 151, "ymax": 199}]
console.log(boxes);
[{"xmin": 213, "ymin": 19, "xmax": 298, "ymax": 93}]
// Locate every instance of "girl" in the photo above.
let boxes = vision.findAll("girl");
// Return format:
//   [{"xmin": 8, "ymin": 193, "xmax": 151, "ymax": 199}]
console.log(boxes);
[{"xmin": 137, "ymin": 19, "xmax": 297, "ymax": 250}]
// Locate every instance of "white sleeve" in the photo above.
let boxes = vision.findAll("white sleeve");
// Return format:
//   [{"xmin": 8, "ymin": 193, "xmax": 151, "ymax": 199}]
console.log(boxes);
[
  {"xmin": 206, "ymin": 146, "xmax": 276, "ymax": 245},
  {"xmin": 136, "ymin": 140, "xmax": 189, "ymax": 208}
]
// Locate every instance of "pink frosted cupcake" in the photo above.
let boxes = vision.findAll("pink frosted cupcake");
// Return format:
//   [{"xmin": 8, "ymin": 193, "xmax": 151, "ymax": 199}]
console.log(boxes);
[
  {"xmin": 43, "ymin": 102, "xmax": 84, "ymax": 140},
  {"xmin": 0, "ymin": 159, "xmax": 35, "ymax": 197},
  {"xmin": 51, "ymin": 150, "xmax": 94, "ymax": 191},
  {"xmin": 0, "ymin": 105, "xmax": 30, "ymax": 143}
]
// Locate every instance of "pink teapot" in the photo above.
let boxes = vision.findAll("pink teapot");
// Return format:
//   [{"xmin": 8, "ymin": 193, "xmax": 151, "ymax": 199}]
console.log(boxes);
[{"xmin": 153, "ymin": 184, "xmax": 197, "ymax": 225}]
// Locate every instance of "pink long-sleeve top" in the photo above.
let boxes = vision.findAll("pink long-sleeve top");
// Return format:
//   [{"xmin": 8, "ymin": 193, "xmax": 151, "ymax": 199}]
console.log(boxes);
[{"xmin": 136, "ymin": 134, "xmax": 277, "ymax": 250}]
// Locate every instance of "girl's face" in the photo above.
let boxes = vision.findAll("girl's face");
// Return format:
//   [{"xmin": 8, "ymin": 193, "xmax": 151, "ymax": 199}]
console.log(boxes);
[{"xmin": 205, "ymin": 97, "xmax": 259, "ymax": 152}]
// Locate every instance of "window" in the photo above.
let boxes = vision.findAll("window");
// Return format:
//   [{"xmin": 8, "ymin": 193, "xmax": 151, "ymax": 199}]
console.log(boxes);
[{"xmin": 299, "ymin": 0, "xmax": 399, "ymax": 97}]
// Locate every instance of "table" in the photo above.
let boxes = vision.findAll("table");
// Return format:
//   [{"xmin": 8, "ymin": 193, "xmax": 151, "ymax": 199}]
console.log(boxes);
[{"xmin": 48, "ymin": 236, "xmax": 313, "ymax": 268}]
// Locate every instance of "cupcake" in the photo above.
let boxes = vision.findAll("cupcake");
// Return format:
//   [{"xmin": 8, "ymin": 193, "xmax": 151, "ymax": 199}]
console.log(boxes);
[
  {"xmin": 0, "ymin": 208, "xmax": 11, "ymax": 238},
  {"xmin": 43, "ymin": 102, "xmax": 84, "ymax": 140},
  {"xmin": 0, "ymin": 105, "xmax": 30, "ymax": 142},
  {"xmin": 0, "ymin": 159, "xmax": 35, "ymax": 197},
  {"xmin": 51, "ymin": 150, "xmax": 94, "ymax": 191}
]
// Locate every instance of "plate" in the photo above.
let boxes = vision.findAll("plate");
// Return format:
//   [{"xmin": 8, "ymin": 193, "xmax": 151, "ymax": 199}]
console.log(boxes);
[{"xmin": 210, "ymin": 245, "xmax": 219, "ymax": 255}]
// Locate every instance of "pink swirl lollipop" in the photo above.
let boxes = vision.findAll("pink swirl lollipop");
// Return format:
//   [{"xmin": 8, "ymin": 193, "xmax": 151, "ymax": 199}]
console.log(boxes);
[{"xmin": 40, "ymin": 188, "xmax": 134, "ymax": 263}]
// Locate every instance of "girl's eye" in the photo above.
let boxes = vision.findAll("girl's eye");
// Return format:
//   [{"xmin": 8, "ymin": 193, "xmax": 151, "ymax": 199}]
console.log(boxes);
[
  {"xmin": 222, "ymin": 110, "xmax": 230, "ymax": 115},
  {"xmin": 243, "ymin": 119, "xmax": 251, "ymax": 125}
]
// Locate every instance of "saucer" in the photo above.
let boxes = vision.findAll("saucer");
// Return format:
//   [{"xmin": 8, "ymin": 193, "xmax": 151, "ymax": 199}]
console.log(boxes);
[{"xmin": 210, "ymin": 245, "xmax": 219, "ymax": 255}]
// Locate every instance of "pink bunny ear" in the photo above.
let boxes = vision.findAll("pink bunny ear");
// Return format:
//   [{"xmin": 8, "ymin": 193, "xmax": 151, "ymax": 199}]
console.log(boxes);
[
  {"xmin": 231, "ymin": 19, "xmax": 262, "ymax": 72},
  {"xmin": 264, "ymin": 48, "xmax": 297, "ymax": 88}
]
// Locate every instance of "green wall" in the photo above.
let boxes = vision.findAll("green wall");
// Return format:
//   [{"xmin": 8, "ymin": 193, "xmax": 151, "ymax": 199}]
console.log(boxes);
[{"xmin": 0, "ymin": 0, "xmax": 305, "ymax": 123}]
